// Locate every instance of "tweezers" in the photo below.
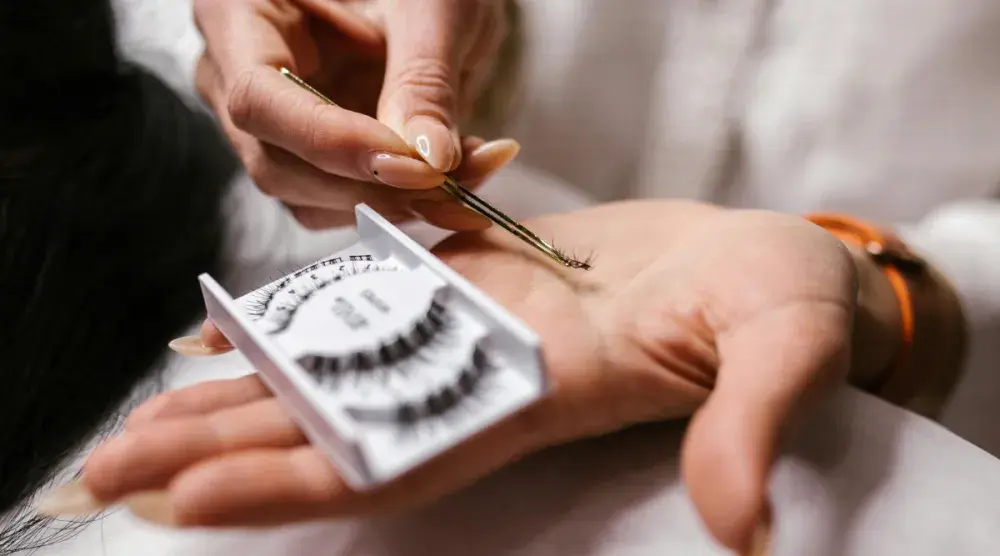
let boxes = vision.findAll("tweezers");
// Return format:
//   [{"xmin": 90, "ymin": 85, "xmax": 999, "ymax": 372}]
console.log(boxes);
[{"xmin": 279, "ymin": 67, "xmax": 591, "ymax": 270}]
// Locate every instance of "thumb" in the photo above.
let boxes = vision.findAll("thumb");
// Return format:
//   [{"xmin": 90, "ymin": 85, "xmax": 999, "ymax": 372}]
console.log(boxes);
[
  {"xmin": 681, "ymin": 302, "xmax": 851, "ymax": 552},
  {"xmin": 378, "ymin": 0, "xmax": 464, "ymax": 172}
]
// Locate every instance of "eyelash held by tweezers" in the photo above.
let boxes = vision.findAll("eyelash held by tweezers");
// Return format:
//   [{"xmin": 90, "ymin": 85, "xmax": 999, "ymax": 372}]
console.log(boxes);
[
  {"xmin": 277, "ymin": 67, "xmax": 595, "ymax": 272},
  {"xmin": 551, "ymin": 245, "xmax": 596, "ymax": 271},
  {"xmin": 297, "ymin": 298, "xmax": 449, "ymax": 378}
]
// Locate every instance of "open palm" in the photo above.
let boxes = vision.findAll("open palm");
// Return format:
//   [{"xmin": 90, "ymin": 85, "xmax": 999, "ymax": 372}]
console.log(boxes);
[{"xmin": 79, "ymin": 200, "xmax": 861, "ymax": 553}]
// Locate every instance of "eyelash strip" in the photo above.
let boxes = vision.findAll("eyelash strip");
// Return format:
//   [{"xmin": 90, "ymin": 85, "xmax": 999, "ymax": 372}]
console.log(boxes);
[
  {"xmin": 245, "ymin": 257, "xmax": 363, "ymax": 318},
  {"xmin": 244, "ymin": 260, "xmax": 396, "ymax": 332},
  {"xmin": 345, "ymin": 344, "xmax": 493, "ymax": 425},
  {"xmin": 297, "ymin": 298, "xmax": 448, "ymax": 377}
]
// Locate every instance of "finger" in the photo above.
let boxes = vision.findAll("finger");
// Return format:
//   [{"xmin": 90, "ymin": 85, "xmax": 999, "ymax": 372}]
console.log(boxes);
[
  {"xmin": 284, "ymin": 203, "xmax": 362, "ymax": 230},
  {"xmin": 247, "ymin": 142, "xmax": 452, "ymax": 223},
  {"xmin": 405, "ymin": 136, "xmax": 517, "ymax": 230},
  {"xmin": 124, "ymin": 375, "xmax": 272, "ymax": 431},
  {"xmin": 450, "ymin": 137, "xmax": 519, "ymax": 184},
  {"xmin": 227, "ymin": 67, "xmax": 442, "ymax": 188},
  {"xmin": 379, "ymin": 0, "xmax": 471, "ymax": 172},
  {"xmin": 200, "ymin": 319, "xmax": 231, "ymax": 349},
  {"xmin": 193, "ymin": 0, "xmax": 300, "ymax": 90},
  {"xmin": 136, "ymin": 398, "xmax": 558, "ymax": 527},
  {"xmin": 294, "ymin": 0, "xmax": 385, "ymax": 52},
  {"xmin": 86, "ymin": 399, "xmax": 305, "ymax": 503},
  {"xmin": 681, "ymin": 302, "xmax": 851, "ymax": 552},
  {"xmin": 166, "ymin": 319, "xmax": 234, "ymax": 358}
]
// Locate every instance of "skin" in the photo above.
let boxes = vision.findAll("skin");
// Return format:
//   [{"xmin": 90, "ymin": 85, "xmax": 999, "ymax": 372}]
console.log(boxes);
[
  {"xmin": 193, "ymin": 0, "xmax": 511, "ymax": 230},
  {"xmin": 77, "ymin": 200, "xmax": 903, "ymax": 554}
]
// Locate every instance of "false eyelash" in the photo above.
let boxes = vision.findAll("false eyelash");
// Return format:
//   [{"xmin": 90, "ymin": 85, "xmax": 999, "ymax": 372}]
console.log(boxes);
[
  {"xmin": 551, "ymin": 243, "xmax": 596, "ymax": 271},
  {"xmin": 343, "ymin": 344, "xmax": 494, "ymax": 426},
  {"xmin": 244, "ymin": 280, "xmax": 284, "ymax": 320},
  {"xmin": 394, "ymin": 344, "xmax": 492, "ymax": 424},
  {"xmin": 297, "ymin": 297, "xmax": 451, "ymax": 384},
  {"xmin": 244, "ymin": 259, "xmax": 396, "ymax": 327}
]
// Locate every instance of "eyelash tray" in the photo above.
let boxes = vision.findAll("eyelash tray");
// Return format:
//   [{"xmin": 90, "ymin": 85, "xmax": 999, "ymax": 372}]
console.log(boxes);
[{"xmin": 198, "ymin": 204, "xmax": 549, "ymax": 489}]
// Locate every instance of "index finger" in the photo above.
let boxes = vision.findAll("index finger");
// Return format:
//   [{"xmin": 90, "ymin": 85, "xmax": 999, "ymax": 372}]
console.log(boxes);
[
  {"xmin": 226, "ymin": 66, "xmax": 426, "ymax": 182},
  {"xmin": 195, "ymin": 0, "xmax": 429, "ymax": 182}
]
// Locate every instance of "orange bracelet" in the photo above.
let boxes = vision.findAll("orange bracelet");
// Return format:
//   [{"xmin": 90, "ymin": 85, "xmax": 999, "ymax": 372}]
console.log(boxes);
[{"xmin": 805, "ymin": 213, "xmax": 925, "ymax": 399}]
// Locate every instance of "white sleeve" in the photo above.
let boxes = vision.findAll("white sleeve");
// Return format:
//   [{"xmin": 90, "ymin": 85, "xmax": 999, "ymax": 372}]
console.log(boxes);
[
  {"xmin": 898, "ymin": 198, "xmax": 1000, "ymax": 455},
  {"xmin": 900, "ymin": 199, "xmax": 1000, "ymax": 330}
]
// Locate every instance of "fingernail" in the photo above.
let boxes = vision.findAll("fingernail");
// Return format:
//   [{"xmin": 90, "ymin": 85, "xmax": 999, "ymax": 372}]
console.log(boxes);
[
  {"xmin": 403, "ymin": 115, "xmax": 457, "ymax": 172},
  {"xmin": 125, "ymin": 491, "xmax": 176, "ymax": 526},
  {"xmin": 35, "ymin": 481, "xmax": 107, "ymax": 517},
  {"xmin": 370, "ymin": 152, "xmax": 445, "ymax": 189},
  {"xmin": 409, "ymin": 199, "xmax": 491, "ymax": 231},
  {"xmin": 465, "ymin": 138, "xmax": 521, "ymax": 176},
  {"xmin": 168, "ymin": 336, "xmax": 231, "ymax": 357}
]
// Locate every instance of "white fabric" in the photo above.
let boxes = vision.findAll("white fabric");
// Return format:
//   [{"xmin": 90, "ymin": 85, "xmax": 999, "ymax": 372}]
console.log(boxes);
[{"xmin": 30, "ymin": 1, "xmax": 1000, "ymax": 555}]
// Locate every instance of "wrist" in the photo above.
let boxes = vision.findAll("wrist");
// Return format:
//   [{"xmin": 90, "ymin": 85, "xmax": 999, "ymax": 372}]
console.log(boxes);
[
  {"xmin": 845, "ymin": 244, "xmax": 903, "ymax": 387},
  {"xmin": 806, "ymin": 213, "xmax": 969, "ymax": 418}
]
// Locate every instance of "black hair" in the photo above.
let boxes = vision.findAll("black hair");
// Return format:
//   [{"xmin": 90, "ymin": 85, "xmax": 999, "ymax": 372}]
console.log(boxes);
[{"xmin": 0, "ymin": 0, "xmax": 237, "ymax": 551}]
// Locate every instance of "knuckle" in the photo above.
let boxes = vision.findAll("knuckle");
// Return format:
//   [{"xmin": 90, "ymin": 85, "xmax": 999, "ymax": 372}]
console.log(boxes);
[
  {"xmin": 304, "ymin": 101, "xmax": 331, "ymax": 156},
  {"xmin": 226, "ymin": 68, "xmax": 260, "ymax": 130},
  {"xmin": 123, "ymin": 393, "xmax": 171, "ymax": 430},
  {"xmin": 287, "ymin": 206, "xmax": 322, "ymax": 230},
  {"xmin": 82, "ymin": 436, "xmax": 136, "ymax": 499},
  {"xmin": 244, "ymin": 153, "xmax": 278, "ymax": 196},
  {"xmin": 385, "ymin": 56, "xmax": 458, "ymax": 111}
]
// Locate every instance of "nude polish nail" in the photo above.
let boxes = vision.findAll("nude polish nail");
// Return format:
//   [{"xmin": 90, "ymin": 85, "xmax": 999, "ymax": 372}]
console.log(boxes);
[
  {"xmin": 463, "ymin": 139, "xmax": 521, "ymax": 177},
  {"xmin": 403, "ymin": 115, "xmax": 458, "ymax": 172},
  {"xmin": 370, "ymin": 152, "xmax": 445, "ymax": 189},
  {"xmin": 167, "ymin": 335, "xmax": 231, "ymax": 357},
  {"xmin": 125, "ymin": 491, "xmax": 176, "ymax": 526},
  {"xmin": 35, "ymin": 481, "xmax": 108, "ymax": 517}
]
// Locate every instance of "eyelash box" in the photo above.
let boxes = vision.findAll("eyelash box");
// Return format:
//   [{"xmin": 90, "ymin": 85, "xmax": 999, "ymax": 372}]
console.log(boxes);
[{"xmin": 198, "ymin": 204, "xmax": 550, "ymax": 489}]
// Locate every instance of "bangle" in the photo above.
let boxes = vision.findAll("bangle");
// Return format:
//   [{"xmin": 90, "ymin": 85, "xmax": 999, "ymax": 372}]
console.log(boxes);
[{"xmin": 804, "ymin": 213, "xmax": 925, "ymax": 403}]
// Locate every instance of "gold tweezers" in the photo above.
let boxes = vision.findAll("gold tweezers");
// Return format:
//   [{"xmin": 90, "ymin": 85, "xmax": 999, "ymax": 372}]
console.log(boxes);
[{"xmin": 279, "ymin": 67, "xmax": 591, "ymax": 270}]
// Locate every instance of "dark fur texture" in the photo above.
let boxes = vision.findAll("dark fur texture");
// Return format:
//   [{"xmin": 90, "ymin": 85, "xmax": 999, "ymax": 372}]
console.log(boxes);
[{"xmin": 0, "ymin": 0, "xmax": 237, "ymax": 547}]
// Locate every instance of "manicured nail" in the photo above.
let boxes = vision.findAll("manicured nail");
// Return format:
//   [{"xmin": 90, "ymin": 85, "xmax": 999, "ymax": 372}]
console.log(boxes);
[
  {"xmin": 167, "ymin": 335, "xmax": 231, "ymax": 357},
  {"xmin": 409, "ymin": 199, "xmax": 491, "ymax": 231},
  {"xmin": 464, "ymin": 138, "xmax": 521, "ymax": 176},
  {"xmin": 403, "ymin": 115, "xmax": 457, "ymax": 172},
  {"xmin": 125, "ymin": 491, "xmax": 175, "ymax": 526},
  {"xmin": 370, "ymin": 152, "xmax": 445, "ymax": 189},
  {"xmin": 35, "ymin": 481, "xmax": 107, "ymax": 517}
]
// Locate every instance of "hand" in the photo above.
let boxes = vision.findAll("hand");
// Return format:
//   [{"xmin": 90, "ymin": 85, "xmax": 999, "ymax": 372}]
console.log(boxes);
[
  {"xmin": 56, "ymin": 201, "xmax": 901, "ymax": 554},
  {"xmin": 193, "ymin": 0, "xmax": 513, "ymax": 230}
]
